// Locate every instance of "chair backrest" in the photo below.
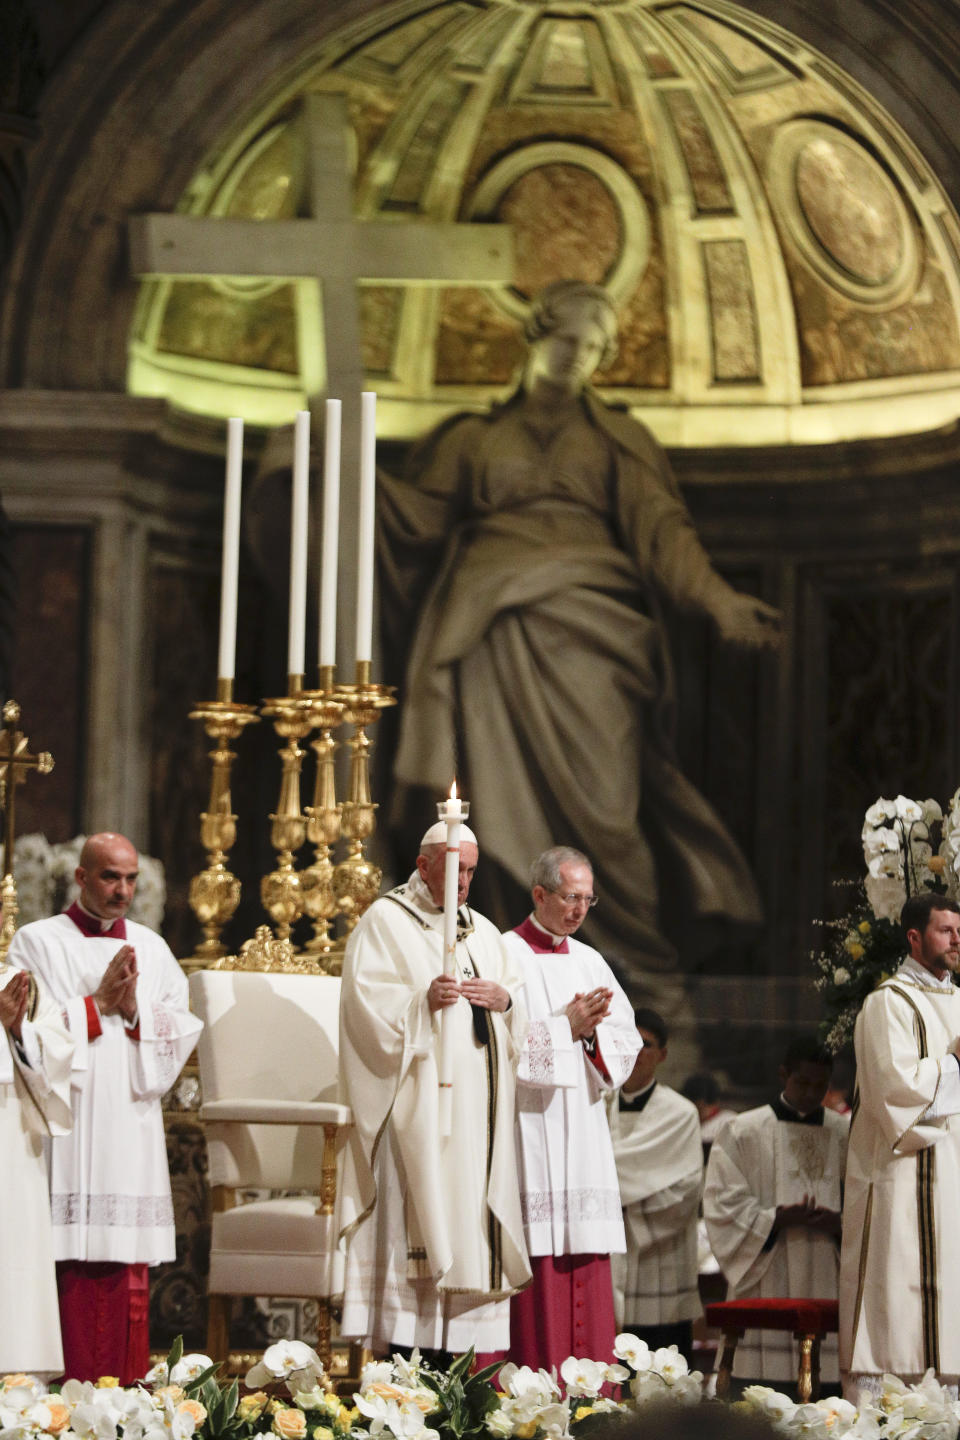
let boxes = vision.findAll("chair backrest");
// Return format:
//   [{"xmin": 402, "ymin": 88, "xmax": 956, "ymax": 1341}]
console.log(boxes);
[{"xmin": 190, "ymin": 970, "xmax": 343, "ymax": 1190}]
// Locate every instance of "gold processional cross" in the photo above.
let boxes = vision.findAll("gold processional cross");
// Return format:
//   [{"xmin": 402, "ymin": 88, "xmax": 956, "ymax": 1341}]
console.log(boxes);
[
  {"xmin": 129, "ymin": 90, "xmax": 514, "ymax": 665},
  {"xmin": 0, "ymin": 699, "xmax": 54, "ymax": 977}
]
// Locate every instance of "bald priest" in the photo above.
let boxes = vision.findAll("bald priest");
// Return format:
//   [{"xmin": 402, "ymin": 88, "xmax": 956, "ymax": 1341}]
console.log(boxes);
[{"xmin": 337, "ymin": 821, "xmax": 531, "ymax": 1360}]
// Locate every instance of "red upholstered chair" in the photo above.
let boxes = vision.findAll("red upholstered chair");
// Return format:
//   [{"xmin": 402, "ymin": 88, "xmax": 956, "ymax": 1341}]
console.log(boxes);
[{"xmin": 704, "ymin": 1299, "xmax": 839, "ymax": 1402}]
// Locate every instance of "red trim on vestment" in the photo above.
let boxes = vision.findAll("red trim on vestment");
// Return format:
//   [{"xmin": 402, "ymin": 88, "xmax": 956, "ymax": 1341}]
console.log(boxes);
[
  {"xmin": 513, "ymin": 915, "xmax": 569, "ymax": 954},
  {"xmin": 83, "ymin": 995, "xmax": 103, "ymax": 1042},
  {"xmin": 65, "ymin": 900, "xmax": 127, "ymax": 941}
]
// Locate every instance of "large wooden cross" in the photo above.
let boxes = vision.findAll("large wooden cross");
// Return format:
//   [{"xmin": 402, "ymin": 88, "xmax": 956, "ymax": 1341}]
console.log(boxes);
[{"xmin": 130, "ymin": 92, "xmax": 514, "ymax": 672}]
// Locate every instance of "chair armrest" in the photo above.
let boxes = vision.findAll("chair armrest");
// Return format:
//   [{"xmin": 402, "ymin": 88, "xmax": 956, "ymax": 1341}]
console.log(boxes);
[{"xmin": 200, "ymin": 1099, "xmax": 353, "ymax": 1127}]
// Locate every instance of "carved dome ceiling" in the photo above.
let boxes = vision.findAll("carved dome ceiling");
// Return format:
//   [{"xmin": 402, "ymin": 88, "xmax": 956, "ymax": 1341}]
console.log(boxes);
[{"xmin": 128, "ymin": 0, "xmax": 960, "ymax": 446}]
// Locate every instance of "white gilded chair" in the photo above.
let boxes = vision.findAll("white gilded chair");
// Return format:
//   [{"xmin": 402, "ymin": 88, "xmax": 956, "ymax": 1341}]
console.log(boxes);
[{"xmin": 189, "ymin": 970, "xmax": 352, "ymax": 1367}]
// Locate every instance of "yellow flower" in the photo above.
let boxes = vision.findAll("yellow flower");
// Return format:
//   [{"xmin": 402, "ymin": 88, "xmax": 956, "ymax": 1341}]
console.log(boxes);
[
  {"xmin": 238, "ymin": 1393, "xmax": 269, "ymax": 1421},
  {"xmin": 155, "ymin": 1386, "xmax": 188, "ymax": 1407},
  {"xmin": 858, "ymin": 920, "xmax": 872, "ymax": 934},
  {"xmin": 273, "ymin": 1408, "xmax": 308, "ymax": 1440},
  {"xmin": 97, "ymin": 1378, "xmax": 120, "ymax": 1389},
  {"xmin": 1, "ymin": 1376, "xmax": 31, "ymax": 1391},
  {"xmin": 177, "ymin": 1400, "xmax": 208, "ymax": 1428},
  {"xmin": 515, "ymin": 1425, "xmax": 538, "ymax": 1439},
  {"xmin": 312, "ymin": 1428, "xmax": 334, "ymax": 1440},
  {"xmin": 339, "ymin": 1406, "xmax": 358, "ymax": 1424},
  {"xmin": 574, "ymin": 1407, "xmax": 596, "ymax": 1422},
  {"xmin": 844, "ymin": 940, "xmax": 865, "ymax": 960}
]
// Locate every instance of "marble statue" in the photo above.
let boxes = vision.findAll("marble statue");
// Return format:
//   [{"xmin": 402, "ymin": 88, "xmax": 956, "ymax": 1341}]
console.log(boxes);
[{"xmin": 380, "ymin": 281, "xmax": 782, "ymax": 985}]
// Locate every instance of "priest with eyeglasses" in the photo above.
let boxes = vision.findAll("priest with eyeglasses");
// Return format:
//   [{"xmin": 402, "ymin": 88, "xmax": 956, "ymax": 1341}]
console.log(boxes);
[{"xmin": 502, "ymin": 845, "xmax": 640, "ymax": 1375}]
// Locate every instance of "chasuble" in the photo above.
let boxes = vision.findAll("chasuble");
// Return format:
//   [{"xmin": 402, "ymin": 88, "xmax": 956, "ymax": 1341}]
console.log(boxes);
[
  {"xmin": 337, "ymin": 875, "xmax": 531, "ymax": 1353},
  {"xmin": 840, "ymin": 960, "xmax": 960, "ymax": 1385},
  {"xmin": 704, "ymin": 1100, "xmax": 847, "ymax": 1382},
  {"xmin": 0, "ymin": 965, "xmax": 73, "ymax": 1377}
]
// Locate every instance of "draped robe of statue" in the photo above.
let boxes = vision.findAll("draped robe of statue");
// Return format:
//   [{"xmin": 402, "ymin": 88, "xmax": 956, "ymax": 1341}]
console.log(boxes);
[
  {"xmin": 840, "ymin": 958, "xmax": 960, "ymax": 1390},
  {"xmin": 337, "ymin": 874, "xmax": 531, "ymax": 1354},
  {"xmin": 501, "ymin": 916, "xmax": 639, "ymax": 1370},
  {"xmin": 608, "ymin": 1079, "xmax": 703, "ymax": 1333},
  {"xmin": 8, "ymin": 905, "xmax": 202, "ymax": 1382},
  {"xmin": 377, "ymin": 389, "xmax": 762, "ymax": 986},
  {"xmin": 704, "ymin": 1099, "xmax": 848, "ymax": 1383},
  {"xmin": 0, "ymin": 966, "xmax": 73, "ymax": 1378}
]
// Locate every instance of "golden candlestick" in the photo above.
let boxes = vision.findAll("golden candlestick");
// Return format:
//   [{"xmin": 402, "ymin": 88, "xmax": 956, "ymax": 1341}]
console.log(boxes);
[
  {"xmin": 300, "ymin": 666, "xmax": 345, "ymax": 970},
  {"xmin": 259, "ymin": 691, "xmax": 315, "ymax": 942},
  {"xmin": 187, "ymin": 683, "xmax": 260, "ymax": 969},
  {"xmin": 0, "ymin": 700, "xmax": 54, "ymax": 964},
  {"xmin": 333, "ymin": 662, "xmax": 397, "ymax": 933}
]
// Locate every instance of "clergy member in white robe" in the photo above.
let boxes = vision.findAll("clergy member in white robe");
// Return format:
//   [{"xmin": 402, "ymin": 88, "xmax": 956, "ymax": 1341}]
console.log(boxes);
[
  {"xmin": 8, "ymin": 832, "xmax": 201, "ymax": 1383},
  {"xmin": 840, "ymin": 894, "xmax": 960, "ymax": 1399},
  {"xmin": 704, "ymin": 1035, "xmax": 847, "ymax": 1384},
  {"xmin": 1, "ymin": 964, "xmax": 73, "ymax": 1377},
  {"xmin": 502, "ymin": 846, "xmax": 640, "ymax": 1376},
  {"xmin": 609, "ymin": 1007, "xmax": 703, "ymax": 1360},
  {"xmin": 338, "ymin": 822, "xmax": 531, "ymax": 1358}
]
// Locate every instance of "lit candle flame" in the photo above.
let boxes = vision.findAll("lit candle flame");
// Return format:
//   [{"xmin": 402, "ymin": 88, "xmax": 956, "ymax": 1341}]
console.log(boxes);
[{"xmin": 449, "ymin": 779, "xmax": 458, "ymax": 801}]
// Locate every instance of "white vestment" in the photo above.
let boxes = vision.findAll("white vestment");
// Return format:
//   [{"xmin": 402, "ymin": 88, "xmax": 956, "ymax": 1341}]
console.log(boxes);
[
  {"xmin": 503, "ymin": 924, "xmax": 640, "ymax": 1256},
  {"xmin": 704, "ymin": 1102, "xmax": 848, "ymax": 1382},
  {"xmin": 609, "ymin": 1081, "xmax": 703, "ymax": 1327},
  {"xmin": 338, "ymin": 877, "xmax": 531, "ymax": 1352},
  {"xmin": 0, "ymin": 966, "xmax": 73, "ymax": 1375},
  {"xmin": 8, "ymin": 913, "xmax": 201, "ymax": 1263},
  {"xmin": 840, "ymin": 959, "xmax": 960, "ymax": 1386}
]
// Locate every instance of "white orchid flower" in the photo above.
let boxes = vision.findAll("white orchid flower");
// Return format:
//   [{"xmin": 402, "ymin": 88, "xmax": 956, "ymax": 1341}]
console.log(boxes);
[
  {"xmin": 651, "ymin": 1346, "xmax": 689, "ymax": 1381},
  {"xmin": 923, "ymin": 799, "xmax": 944, "ymax": 824},
  {"xmin": 169, "ymin": 1356, "xmax": 213, "ymax": 1386},
  {"xmin": 864, "ymin": 799, "xmax": 898, "ymax": 827},
  {"xmin": 630, "ymin": 1373, "xmax": 669, "ymax": 1404},
  {"xmin": 895, "ymin": 796, "xmax": 924, "ymax": 823},
  {"xmin": 359, "ymin": 1363, "xmax": 395, "ymax": 1388},
  {"xmin": 532, "ymin": 1402, "xmax": 572, "ymax": 1439},
  {"xmin": 245, "ymin": 1340, "xmax": 325, "ymax": 1395},
  {"xmin": 863, "ymin": 827, "xmax": 902, "ymax": 858},
  {"xmin": 559, "ymin": 1357, "xmax": 607, "ymax": 1398},
  {"xmin": 498, "ymin": 1364, "xmax": 560, "ymax": 1404},
  {"xmin": 613, "ymin": 1334, "xmax": 651, "ymax": 1372},
  {"xmin": 741, "ymin": 1386, "xmax": 798, "ymax": 1422},
  {"xmin": 390, "ymin": 1352, "xmax": 424, "ymax": 1389}
]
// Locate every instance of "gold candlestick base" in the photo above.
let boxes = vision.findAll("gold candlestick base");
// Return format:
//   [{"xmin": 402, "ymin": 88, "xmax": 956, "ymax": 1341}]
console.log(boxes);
[
  {"xmin": 259, "ymin": 694, "xmax": 316, "ymax": 944},
  {"xmin": 212, "ymin": 924, "xmax": 323, "ymax": 974},
  {"xmin": 332, "ymin": 678, "xmax": 397, "ymax": 933},
  {"xmin": 186, "ymin": 698, "xmax": 260, "ymax": 969},
  {"xmin": 300, "ymin": 688, "xmax": 345, "ymax": 969}
]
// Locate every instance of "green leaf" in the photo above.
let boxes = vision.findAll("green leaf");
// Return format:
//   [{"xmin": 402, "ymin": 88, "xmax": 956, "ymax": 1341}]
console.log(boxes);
[{"xmin": 167, "ymin": 1335, "xmax": 185, "ymax": 1371}]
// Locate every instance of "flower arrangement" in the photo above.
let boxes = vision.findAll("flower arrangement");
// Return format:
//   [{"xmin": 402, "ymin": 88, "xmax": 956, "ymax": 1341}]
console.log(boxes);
[
  {"xmin": 4, "ymin": 1339, "xmax": 960, "ymax": 1440},
  {"xmin": 813, "ymin": 791, "xmax": 960, "ymax": 1053}
]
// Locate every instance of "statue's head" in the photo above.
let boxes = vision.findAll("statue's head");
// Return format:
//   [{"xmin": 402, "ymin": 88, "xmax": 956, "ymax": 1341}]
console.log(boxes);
[{"xmin": 523, "ymin": 281, "xmax": 619, "ymax": 394}]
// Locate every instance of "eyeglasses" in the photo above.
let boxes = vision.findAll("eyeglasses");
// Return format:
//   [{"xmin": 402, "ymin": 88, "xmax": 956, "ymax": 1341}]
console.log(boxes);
[{"xmin": 549, "ymin": 891, "xmax": 598, "ymax": 908}]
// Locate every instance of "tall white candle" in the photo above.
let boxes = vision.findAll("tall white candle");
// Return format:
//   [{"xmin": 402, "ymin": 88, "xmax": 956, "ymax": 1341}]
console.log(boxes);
[
  {"xmin": 441, "ymin": 787, "xmax": 463, "ymax": 976},
  {"xmin": 438, "ymin": 782, "xmax": 465, "ymax": 1138},
  {"xmin": 319, "ymin": 398, "xmax": 342, "ymax": 671},
  {"xmin": 217, "ymin": 416, "xmax": 244, "ymax": 682},
  {"xmin": 355, "ymin": 390, "xmax": 377, "ymax": 666},
  {"xmin": 288, "ymin": 409, "xmax": 310, "ymax": 681}
]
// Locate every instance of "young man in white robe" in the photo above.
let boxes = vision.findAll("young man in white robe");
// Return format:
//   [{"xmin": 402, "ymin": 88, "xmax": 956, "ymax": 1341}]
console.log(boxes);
[
  {"xmin": 840, "ymin": 893, "xmax": 960, "ymax": 1400},
  {"xmin": 337, "ymin": 823, "xmax": 531, "ymax": 1360},
  {"xmin": 502, "ymin": 846, "xmax": 640, "ymax": 1375},
  {"xmin": 7, "ymin": 832, "xmax": 202, "ymax": 1383},
  {"xmin": 1, "ymin": 964, "xmax": 73, "ymax": 1378},
  {"xmin": 609, "ymin": 1007, "xmax": 703, "ymax": 1363},
  {"xmin": 704, "ymin": 1035, "xmax": 847, "ymax": 1386}
]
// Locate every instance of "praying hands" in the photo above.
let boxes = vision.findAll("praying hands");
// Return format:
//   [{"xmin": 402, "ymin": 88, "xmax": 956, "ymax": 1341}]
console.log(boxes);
[
  {"xmin": 427, "ymin": 973, "xmax": 511, "ymax": 1012},
  {"xmin": 93, "ymin": 944, "xmax": 139, "ymax": 1023},
  {"xmin": 0, "ymin": 969, "xmax": 31, "ymax": 1039}
]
